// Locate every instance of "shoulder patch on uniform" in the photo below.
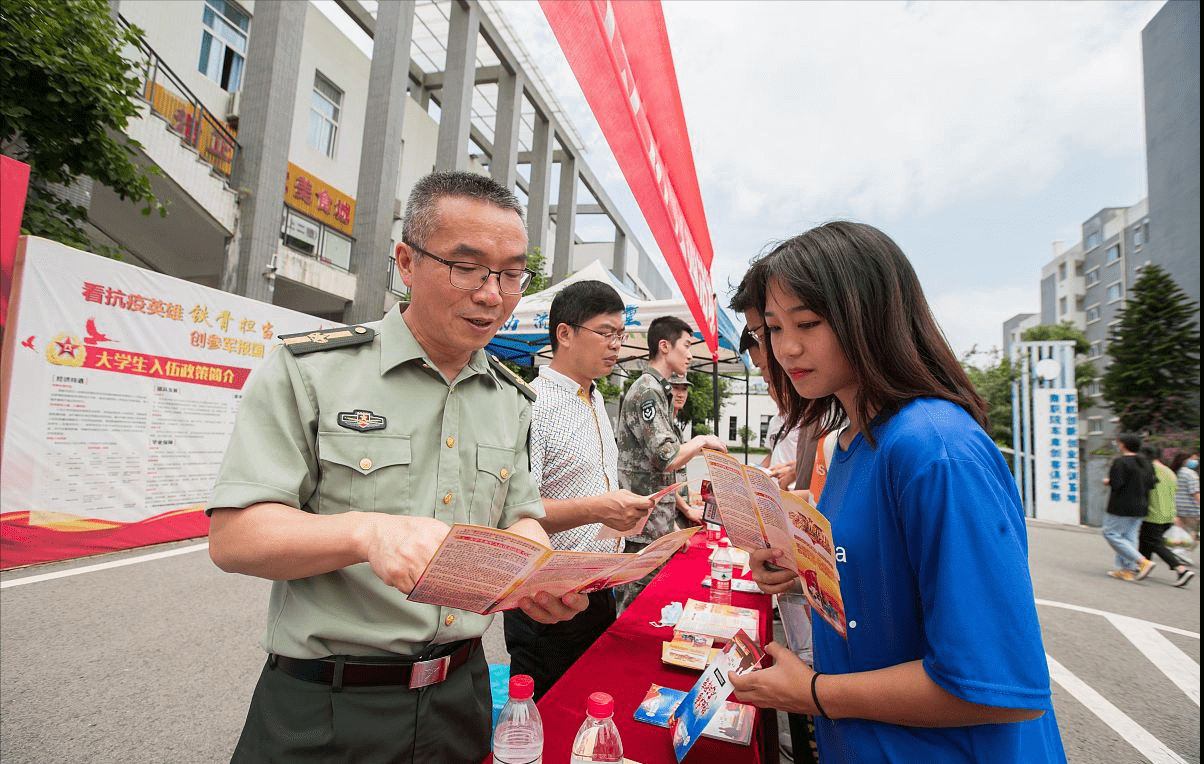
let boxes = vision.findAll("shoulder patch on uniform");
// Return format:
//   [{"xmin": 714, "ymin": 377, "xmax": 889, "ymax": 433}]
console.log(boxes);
[
  {"xmin": 279, "ymin": 325, "xmax": 375, "ymax": 355},
  {"xmin": 641, "ymin": 399, "xmax": 656, "ymax": 421},
  {"xmin": 488, "ymin": 354, "xmax": 537, "ymax": 402}
]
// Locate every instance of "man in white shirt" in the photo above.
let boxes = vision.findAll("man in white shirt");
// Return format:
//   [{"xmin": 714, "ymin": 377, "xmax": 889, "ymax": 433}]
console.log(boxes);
[{"xmin": 503, "ymin": 279, "xmax": 656, "ymax": 699}]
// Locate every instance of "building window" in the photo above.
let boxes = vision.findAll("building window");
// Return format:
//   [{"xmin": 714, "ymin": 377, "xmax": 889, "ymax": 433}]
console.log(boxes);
[
  {"xmin": 308, "ymin": 72, "xmax": 343, "ymax": 158},
  {"xmin": 728, "ymin": 416, "xmax": 738, "ymax": 441},
  {"xmin": 1106, "ymin": 283, "xmax": 1122, "ymax": 303},
  {"xmin": 1087, "ymin": 416, "xmax": 1104, "ymax": 435},
  {"xmin": 1074, "ymin": 260, "xmax": 1084, "ymax": 277},
  {"xmin": 198, "ymin": 0, "xmax": 248, "ymax": 92},
  {"xmin": 282, "ymin": 208, "xmax": 353, "ymax": 270},
  {"xmin": 1085, "ymin": 232, "xmax": 1101, "ymax": 250},
  {"xmin": 1075, "ymin": 296, "xmax": 1085, "ymax": 312},
  {"xmin": 1058, "ymin": 262, "xmax": 1067, "ymax": 281},
  {"xmin": 1086, "ymin": 305, "xmax": 1101, "ymax": 323},
  {"xmin": 1085, "ymin": 269, "xmax": 1100, "ymax": 286},
  {"xmin": 1059, "ymin": 296, "xmax": 1067, "ymax": 315},
  {"xmin": 759, "ymin": 415, "xmax": 772, "ymax": 448},
  {"xmin": 1088, "ymin": 381, "xmax": 1101, "ymax": 397},
  {"xmin": 1134, "ymin": 226, "xmax": 1145, "ymax": 247},
  {"xmin": 1090, "ymin": 341, "xmax": 1102, "ymax": 358},
  {"xmin": 1105, "ymin": 244, "xmax": 1121, "ymax": 264}
]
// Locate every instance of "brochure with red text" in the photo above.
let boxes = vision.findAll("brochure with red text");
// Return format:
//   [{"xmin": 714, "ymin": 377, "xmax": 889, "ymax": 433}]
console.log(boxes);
[
  {"xmin": 668, "ymin": 630, "xmax": 765, "ymax": 760},
  {"xmin": 701, "ymin": 449, "xmax": 847, "ymax": 638},
  {"xmin": 407, "ymin": 524, "xmax": 699, "ymax": 615},
  {"xmin": 634, "ymin": 683, "xmax": 754, "ymax": 745}
]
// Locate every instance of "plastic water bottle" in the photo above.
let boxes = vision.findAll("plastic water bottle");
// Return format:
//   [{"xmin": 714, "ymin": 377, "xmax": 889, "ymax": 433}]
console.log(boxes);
[
  {"xmin": 710, "ymin": 540, "xmax": 733, "ymax": 605},
  {"xmin": 570, "ymin": 692, "xmax": 624, "ymax": 763},
  {"xmin": 493, "ymin": 674, "xmax": 543, "ymax": 764},
  {"xmin": 705, "ymin": 521, "xmax": 722, "ymax": 549}
]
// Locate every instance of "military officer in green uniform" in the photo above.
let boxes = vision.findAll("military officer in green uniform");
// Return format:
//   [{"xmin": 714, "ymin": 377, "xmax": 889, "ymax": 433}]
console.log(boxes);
[
  {"xmin": 615, "ymin": 316, "xmax": 726, "ymax": 611},
  {"xmin": 207, "ymin": 171, "xmax": 587, "ymax": 764}
]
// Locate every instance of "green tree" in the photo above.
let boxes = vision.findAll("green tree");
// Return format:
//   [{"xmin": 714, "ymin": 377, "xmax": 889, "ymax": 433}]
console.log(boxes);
[
  {"xmin": 738, "ymin": 425, "xmax": 754, "ymax": 448},
  {"xmin": 1, "ymin": 0, "xmax": 164, "ymax": 256},
  {"xmin": 1101, "ymin": 264, "xmax": 1200, "ymax": 434},
  {"xmin": 961, "ymin": 349, "xmax": 1017, "ymax": 448},
  {"xmin": 524, "ymin": 246, "xmax": 551, "ymax": 295},
  {"xmin": 1021, "ymin": 322, "xmax": 1098, "ymax": 409}
]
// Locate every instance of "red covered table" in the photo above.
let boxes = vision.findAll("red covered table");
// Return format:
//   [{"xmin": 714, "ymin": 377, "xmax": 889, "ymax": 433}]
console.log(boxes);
[{"xmin": 484, "ymin": 533, "xmax": 778, "ymax": 763}]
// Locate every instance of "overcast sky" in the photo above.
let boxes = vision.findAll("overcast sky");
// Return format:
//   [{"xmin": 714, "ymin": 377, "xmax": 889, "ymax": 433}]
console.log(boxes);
[{"xmin": 492, "ymin": 0, "xmax": 1164, "ymax": 364}]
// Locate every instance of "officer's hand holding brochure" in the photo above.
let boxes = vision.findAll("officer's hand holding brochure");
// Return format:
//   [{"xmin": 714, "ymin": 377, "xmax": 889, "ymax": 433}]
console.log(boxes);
[
  {"xmin": 596, "ymin": 480, "xmax": 689, "ymax": 540},
  {"xmin": 701, "ymin": 449, "xmax": 847, "ymax": 638},
  {"xmin": 406, "ymin": 524, "xmax": 699, "ymax": 615},
  {"xmin": 666, "ymin": 629, "xmax": 765, "ymax": 760}
]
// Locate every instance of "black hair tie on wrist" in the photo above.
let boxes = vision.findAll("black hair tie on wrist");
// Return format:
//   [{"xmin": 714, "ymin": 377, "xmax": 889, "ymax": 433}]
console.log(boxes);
[{"xmin": 811, "ymin": 671, "xmax": 829, "ymax": 719}]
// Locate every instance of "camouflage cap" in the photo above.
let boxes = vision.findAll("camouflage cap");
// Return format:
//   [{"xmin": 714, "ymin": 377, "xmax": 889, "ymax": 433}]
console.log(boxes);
[{"xmin": 667, "ymin": 373, "xmax": 692, "ymax": 387}]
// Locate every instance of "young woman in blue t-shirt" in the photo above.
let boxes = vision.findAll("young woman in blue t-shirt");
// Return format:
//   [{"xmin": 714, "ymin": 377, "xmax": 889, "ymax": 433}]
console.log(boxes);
[{"xmin": 728, "ymin": 221, "xmax": 1067, "ymax": 763}]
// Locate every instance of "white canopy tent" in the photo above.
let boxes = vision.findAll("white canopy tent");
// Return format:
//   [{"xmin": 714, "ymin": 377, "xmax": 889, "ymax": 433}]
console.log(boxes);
[
  {"xmin": 486, "ymin": 260, "xmax": 749, "ymax": 435},
  {"xmin": 487, "ymin": 260, "xmax": 747, "ymax": 375}
]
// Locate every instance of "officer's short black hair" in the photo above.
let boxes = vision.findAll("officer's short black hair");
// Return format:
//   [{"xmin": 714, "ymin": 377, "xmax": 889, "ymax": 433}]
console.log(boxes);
[
  {"xmin": 548, "ymin": 280, "xmax": 626, "ymax": 352},
  {"xmin": 401, "ymin": 171, "xmax": 524, "ymax": 249},
  {"xmin": 647, "ymin": 316, "xmax": 693, "ymax": 360}
]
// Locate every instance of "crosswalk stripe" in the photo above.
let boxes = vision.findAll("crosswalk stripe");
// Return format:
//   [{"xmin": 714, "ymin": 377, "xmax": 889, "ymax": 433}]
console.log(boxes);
[
  {"xmin": 1046, "ymin": 653, "xmax": 1189, "ymax": 764},
  {"xmin": 1106, "ymin": 613, "xmax": 1200, "ymax": 706}
]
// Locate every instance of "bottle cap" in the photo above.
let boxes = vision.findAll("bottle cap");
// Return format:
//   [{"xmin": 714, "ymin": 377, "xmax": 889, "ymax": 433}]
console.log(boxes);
[
  {"xmin": 587, "ymin": 691, "xmax": 614, "ymax": 718},
  {"xmin": 509, "ymin": 674, "xmax": 535, "ymax": 701}
]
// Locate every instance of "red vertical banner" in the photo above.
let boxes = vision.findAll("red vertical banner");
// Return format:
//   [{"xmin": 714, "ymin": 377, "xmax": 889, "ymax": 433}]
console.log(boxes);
[
  {"xmin": 1, "ymin": 155, "xmax": 31, "ymax": 331},
  {"xmin": 540, "ymin": 0, "xmax": 718, "ymax": 356}
]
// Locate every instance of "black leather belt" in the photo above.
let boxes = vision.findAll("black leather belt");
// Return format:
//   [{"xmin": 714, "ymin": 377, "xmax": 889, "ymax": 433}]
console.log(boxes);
[{"xmin": 270, "ymin": 638, "xmax": 480, "ymax": 690}]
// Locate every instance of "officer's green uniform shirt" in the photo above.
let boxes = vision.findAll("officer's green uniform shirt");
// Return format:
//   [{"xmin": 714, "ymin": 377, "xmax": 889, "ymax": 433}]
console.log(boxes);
[{"xmin": 208, "ymin": 304, "xmax": 544, "ymax": 660}]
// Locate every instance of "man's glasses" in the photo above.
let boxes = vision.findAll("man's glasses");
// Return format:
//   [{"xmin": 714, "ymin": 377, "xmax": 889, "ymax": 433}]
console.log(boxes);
[
  {"xmin": 405, "ymin": 241, "xmax": 535, "ymax": 295},
  {"xmin": 571, "ymin": 323, "xmax": 628, "ymax": 346}
]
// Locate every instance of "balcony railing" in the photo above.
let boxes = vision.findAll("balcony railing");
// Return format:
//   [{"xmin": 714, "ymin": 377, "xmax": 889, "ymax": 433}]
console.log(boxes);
[{"xmin": 119, "ymin": 16, "xmax": 239, "ymax": 179}]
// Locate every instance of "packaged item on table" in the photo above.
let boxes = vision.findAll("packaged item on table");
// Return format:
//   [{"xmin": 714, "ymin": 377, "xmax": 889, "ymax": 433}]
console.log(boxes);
[{"xmin": 633, "ymin": 683, "xmax": 754, "ymax": 745}]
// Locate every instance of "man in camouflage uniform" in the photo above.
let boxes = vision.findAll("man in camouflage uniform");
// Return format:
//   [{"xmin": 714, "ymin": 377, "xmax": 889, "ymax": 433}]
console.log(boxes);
[{"xmin": 615, "ymin": 316, "xmax": 726, "ymax": 611}]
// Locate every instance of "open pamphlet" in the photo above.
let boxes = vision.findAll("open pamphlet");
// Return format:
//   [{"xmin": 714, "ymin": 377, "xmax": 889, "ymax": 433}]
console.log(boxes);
[
  {"xmin": 596, "ymin": 481, "xmax": 689, "ymax": 540},
  {"xmin": 407, "ymin": 524, "xmax": 700, "ymax": 615},
  {"xmin": 673, "ymin": 598, "xmax": 759, "ymax": 645},
  {"xmin": 668, "ymin": 629, "xmax": 766, "ymax": 760},
  {"xmin": 702, "ymin": 448, "xmax": 847, "ymax": 638},
  {"xmin": 634, "ymin": 683, "xmax": 754, "ymax": 746}
]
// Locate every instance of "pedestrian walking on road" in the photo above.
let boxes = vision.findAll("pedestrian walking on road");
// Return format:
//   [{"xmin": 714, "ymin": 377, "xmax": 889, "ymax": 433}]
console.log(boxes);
[
  {"xmin": 1169, "ymin": 450, "xmax": 1200, "ymax": 548},
  {"xmin": 1138, "ymin": 445, "xmax": 1194, "ymax": 587},
  {"xmin": 1102, "ymin": 433, "xmax": 1158, "ymax": 582}
]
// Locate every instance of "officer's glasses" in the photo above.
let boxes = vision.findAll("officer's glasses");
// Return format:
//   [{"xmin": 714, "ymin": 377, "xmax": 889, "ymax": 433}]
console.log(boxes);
[
  {"xmin": 571, "ymin": 323, "xmax": 628, "ymax": 346},
  {"xmin": 406, "ymin": 241, "xmax": 535, "ymax": 295}
]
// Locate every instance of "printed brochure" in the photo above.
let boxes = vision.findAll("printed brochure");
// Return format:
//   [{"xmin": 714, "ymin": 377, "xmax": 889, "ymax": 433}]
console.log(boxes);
[
  {"xmin": 407, "ymin": 524, "xmax": 699, "ymax": 615},
  {"xmin": 596, "ymin": 481, "xmax": 689, "ymax": 540},
  {"xmin": 672, "ymin": 598, "xmax": 759, "ymax": 646},
  {"xmin": 701, "ymin": 449, "xmax": 847, "ymax": 637},
  {"xmin": 668, "ymin": 630, "xmax": 765, "ymax": 760},
  {"xmin": 634, "ymin": 683, "xmax": 754, "ymax": 745}
]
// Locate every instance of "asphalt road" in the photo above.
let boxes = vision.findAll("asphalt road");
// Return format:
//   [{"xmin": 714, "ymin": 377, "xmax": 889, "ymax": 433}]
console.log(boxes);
[{"xmin": 1, "ymin": 519, "xmax": 1198, "ymax": 763}]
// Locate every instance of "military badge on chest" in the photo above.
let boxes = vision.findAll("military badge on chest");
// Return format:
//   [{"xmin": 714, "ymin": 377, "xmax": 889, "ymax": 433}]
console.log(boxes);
[
  {"xmin": 338, "ymin": 409, "xmax": 387, "ymax": 432},
  {"xmin": 641, "ymin": 400, "xmax": 656, "ymax": 422}
]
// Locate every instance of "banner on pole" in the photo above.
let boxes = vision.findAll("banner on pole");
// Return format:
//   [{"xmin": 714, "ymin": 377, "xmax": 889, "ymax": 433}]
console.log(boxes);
[
  {"xmin": 0, "ymin": 237, "xmax": 326, "ymax": 569},
  {"xmin": 540, "ymin": 0, "xmax": 718, "ymax": 356}
]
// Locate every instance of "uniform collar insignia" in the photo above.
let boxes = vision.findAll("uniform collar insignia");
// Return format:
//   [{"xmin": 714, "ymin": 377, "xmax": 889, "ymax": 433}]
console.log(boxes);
[{"xmin": 338, "ymin": 409, "xmax": 387, "ymax": 432}]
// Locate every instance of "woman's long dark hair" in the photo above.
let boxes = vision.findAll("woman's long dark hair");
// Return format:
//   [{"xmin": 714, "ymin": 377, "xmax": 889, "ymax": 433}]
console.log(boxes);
[{"xmin": 756, "ymin": 221, "xmax": 988, "ymax": 446}]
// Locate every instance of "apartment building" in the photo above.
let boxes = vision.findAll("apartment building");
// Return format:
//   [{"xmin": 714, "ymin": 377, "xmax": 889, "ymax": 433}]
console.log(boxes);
[{"xmin": 92, "ymin": 0, "xmax": 670, "ymax": 327}]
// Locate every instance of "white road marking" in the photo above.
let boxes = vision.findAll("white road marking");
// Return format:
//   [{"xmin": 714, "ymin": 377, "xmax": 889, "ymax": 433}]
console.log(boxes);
[
  {"xmin": 1106, "ymin": 613, "xmax": 1200, "ymax": 706},
  {"xmin": 1046, "ymin": 653, "xmax": 1189, "ymax": 764},
  {"xmin": 0, "ymin": 542, "xmax": 209, "ymax": 589},
  {"xmin": 1035, "ymin": 598, "xmax": 1200, "ymax": 639}
]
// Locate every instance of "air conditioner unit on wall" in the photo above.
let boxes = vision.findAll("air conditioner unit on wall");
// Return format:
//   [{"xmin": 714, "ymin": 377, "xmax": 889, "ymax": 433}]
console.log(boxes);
[{"xmin": 225, "ymin": 91, "xmax": 241, "ymax": 121}]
